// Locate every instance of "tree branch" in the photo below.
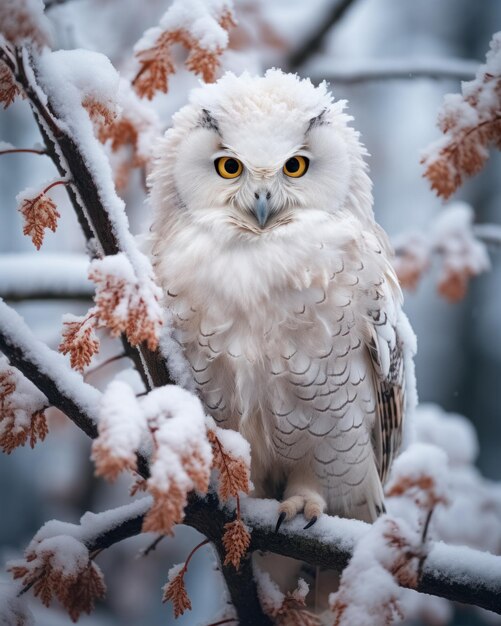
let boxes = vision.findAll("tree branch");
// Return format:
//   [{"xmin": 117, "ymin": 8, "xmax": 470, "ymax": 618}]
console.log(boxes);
[
  {"xmin": 67, "ymin": 492, "xmax": 501, "ymax": 617},
  {"xmin": 286, "ymin": 0, "xmax": 358, "ymax": 71},
  {"xmin": 473, "ymin": 223, "xmax": 501, "ymax": 247},
  {"xmin": 0, "ymin": 253, "xmax": 93, "ymax": 302},
  {"xmin": 4, "ymin": 45, "xmax": 173, "ymax": 391},
  {"xmin": 307, "ymin": 57, "xmax": 479, "ymax": 85}
]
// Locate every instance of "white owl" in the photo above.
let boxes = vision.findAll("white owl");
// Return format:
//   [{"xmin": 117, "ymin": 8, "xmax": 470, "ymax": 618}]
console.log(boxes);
[{"xmin": 148, "ymin": 69, "xmax": 416, "ymax": 529}]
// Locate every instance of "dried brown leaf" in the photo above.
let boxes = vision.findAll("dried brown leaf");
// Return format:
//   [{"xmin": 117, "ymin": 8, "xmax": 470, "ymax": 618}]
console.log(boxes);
[
  {"xmin": 0, "ymin": 60, "xmax": 20, "ymax": 109},
  {"xmin": 18, "ymin": 193, "xmax": 60, "ymax": 250},
  {"xmin": 222, "ymin": 518, "xmax": 251, "ymax": 570},
  {"xmin": 208, "ymin": 429, "xmax": 250, "ymax": 501},
  {"xmin": 0, "ymin": 368, "xmax": 48, "ymax": 454},
  {"xmin": 142, "ymin": 483, "xmax": 187, "ymax": 535},
  {"xmin": 59, "ymin": 314, "xmax": 100, "ymax": 372},
  {"xmin": 162, "ymin": 568, "xmax": 192, "ymax": 618}
]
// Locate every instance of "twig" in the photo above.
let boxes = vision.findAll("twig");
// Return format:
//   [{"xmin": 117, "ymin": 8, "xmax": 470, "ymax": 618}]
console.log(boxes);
[
  {"xmin": 0, "ymin": 148, "xmax": 47, "ymax": 156},
  {"xmin": 417, "ymin": 507, "xmax": 435, "ymax": 582},
  {"xmin": 139, "ymin": 534, "xmax": 164, "ymax": 558},
  {"xmin": 307, "ymin": 57, "xmax": 479, "ymax": 85},
  {"xmin": 85, "ymin": 352, "xmax": 128, "ymax": 378},
  {"xmin": 474, "ymin": 224, "xmax": 501, "ymax": 247},
  {"xmin": 287, "ymin": 0, "xmax": 358, "ymax": 71}
]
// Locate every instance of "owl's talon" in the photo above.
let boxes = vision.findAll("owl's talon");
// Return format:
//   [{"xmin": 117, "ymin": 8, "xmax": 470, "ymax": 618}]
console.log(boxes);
[
  {"xmin": 303, "ymin": 515, "xmax": 317, "ymax": 530},
  {"xmin": 275, "ymin": 511, "xmax": 287, "ymax": 533}
]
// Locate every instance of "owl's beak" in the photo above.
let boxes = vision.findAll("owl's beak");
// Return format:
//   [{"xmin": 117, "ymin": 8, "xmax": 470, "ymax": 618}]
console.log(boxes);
[{"xmin": 253, "ymin": 191, "xmax": 271, "ymax": 228}]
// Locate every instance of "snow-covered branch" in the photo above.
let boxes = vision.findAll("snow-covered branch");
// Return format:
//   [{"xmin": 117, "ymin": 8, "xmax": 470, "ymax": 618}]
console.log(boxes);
[
  {"xmin": 1, "ymin": 43, "xmax": 172, "ymax": 389},
  {"xmin": 2, "ymin": 298, "xmax": 501, "ymax": 620},
  {"xmin": 0, "ymin": 298, "xmax": 100, "ymax": 440},
  {"xmin": 0, "ymin": 254, "xmax": 92, "ymax": 301},
  {"xmin": 392, "ymin": 204, "xmax": 491, "ymax": 301},
  {"xmin": 308, "ymin": 57, "xmax": 479, "ymax": 85}
]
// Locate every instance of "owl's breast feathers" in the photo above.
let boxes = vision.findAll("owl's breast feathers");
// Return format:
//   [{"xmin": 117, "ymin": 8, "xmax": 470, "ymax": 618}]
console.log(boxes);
[{"xmin": 154, "ymin": 215, "xmax": 412, "ymax": 519}]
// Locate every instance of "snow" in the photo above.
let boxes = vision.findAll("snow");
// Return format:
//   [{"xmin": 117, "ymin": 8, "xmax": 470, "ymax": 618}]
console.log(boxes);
[
  {"xmin": 134, "ymin": 0, "xmax": 234, "ymax": 54},
  {"xmin": 207, "ymin": 416, "xmax": 251, "ymax": 469},
  {"xmin": 0, "ymin": 299, "xmax": 101, "ymax": 420},
  {"xmin": 158, "ymin": 313, "xmax": 196, "ymax": 393},
  {"xmin": 386, "ymin": 442, "xmax": 449, "ymax": 503},
  {"xmin": 0, "ymin": 353, "xmax": 47, "ymax": 416},
  {"xmin": 432, "ymin": 203, "xmax": 489, "ymax": 269},
  {"xmin": 96, "ymin": 380, "xmax": 146, "ymax": 462},
  {"xmin": 141, "ymin": 385, "xmax": 211, "ymax": 493},
  {"xmin": 0, "ymin": 253, "xmax": 92, "ymax": 300},
  {"xmin": 36, "ymin": 49, "xmax": 120, "ymax": 125},
  {"xmin": 0, "ymin": 0, "xmax": 53, "ymax": 47},
  {"xmin": 426, "ymin": 541, "xmax": 501, "ymax": 593},
  {"xmin": 0, "ymin": 582, "xmax": 34, "ymax": 626},
  {"xmin": 33, "ymin": 497, "xmax": 153, "ymax": 547},
  {"xmin": 329, "ymin": 515, "xmax": 421, "ymax": 626},
  {"xmin": 413, "ymin": 404, "xmax": 478, "ymax": 467},
  {"xmin": 306, "ymin": 56, "xmax": 479, "ymax": 84}
]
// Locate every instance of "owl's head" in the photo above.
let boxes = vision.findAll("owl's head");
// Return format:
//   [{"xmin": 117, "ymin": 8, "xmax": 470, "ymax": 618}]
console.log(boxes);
[{"xmin": 149, "ymin": 69, "xmax": 373, "ymax": 239}]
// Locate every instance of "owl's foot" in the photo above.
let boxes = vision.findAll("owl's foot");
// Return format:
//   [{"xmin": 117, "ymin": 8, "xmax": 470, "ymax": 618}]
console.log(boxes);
[{"xmin": 275, "ymin": 494, "xmax": 325, "ymax": 532}]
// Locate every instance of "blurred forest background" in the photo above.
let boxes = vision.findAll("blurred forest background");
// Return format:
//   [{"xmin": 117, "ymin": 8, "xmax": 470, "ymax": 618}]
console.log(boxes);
[{"xmin": 0, "ymin": 0, "xmax": 500, "ymax": 625}]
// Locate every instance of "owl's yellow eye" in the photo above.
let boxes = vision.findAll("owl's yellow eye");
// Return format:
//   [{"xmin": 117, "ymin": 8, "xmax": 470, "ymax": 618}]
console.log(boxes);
[
  {"xmin": 283, "ymin": 156, "xmax": 309, "ymax": 178},
  {"xmin": 215, "ymin": 156, "xmax": 243, "ymax": 179}
]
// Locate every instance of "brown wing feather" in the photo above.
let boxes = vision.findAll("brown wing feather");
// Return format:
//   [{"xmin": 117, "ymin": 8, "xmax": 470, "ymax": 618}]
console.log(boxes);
[{"xmin": 369, "ymin": 338, "xmax": 405, "ymax": 485}]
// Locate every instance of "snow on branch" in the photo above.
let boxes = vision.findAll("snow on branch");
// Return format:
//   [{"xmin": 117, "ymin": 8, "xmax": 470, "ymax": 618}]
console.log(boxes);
[
  {"xmin": 59, "ymin": 253, "xmax": 162, "ymax": 371},
  {"xmin": 307, "ymin": 57, "xmax": 478, "ymax": 86},
  {"xmin": 0, "ymin": 253, "xmax": 92, "ymax": 301},
  {"xmin": 0, "ymin": 299, "xmax": 100, "ymax": 440},
  {"xmin": 93, "ymin": 381, "xmax": 212, "ymax": 536},
  {"xmin": 393, "ymin": 203, "xmax": 491, "ymax": 301},
  {"xmin": 256, "ymin": 570, "xmax": 320, "ymax": 625},
  {"xmin": 0, "ymin": 354, "xmax": 48, "ymax": 453},
  {"xmin": 95, "ymin": 79, "xmax": 162, "ymax": 190},
  {"xmin": 0, "ymin": 42, "xmax": 172, "ymax": 388},
  {"xmin": 7, "ymin": 498, "xmax": 152, "ymax": 622},
  {"xmin": 422, "ymin": 32, "xmax": 501, "ymax": 198},
  {"xmin": 132, "ymin": 0, "xmax": 236, "ymax": 99}
]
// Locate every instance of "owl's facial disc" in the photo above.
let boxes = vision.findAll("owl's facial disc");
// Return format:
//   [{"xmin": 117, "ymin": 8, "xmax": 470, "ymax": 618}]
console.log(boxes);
[{"xmin": 212, "ymin": 149, "xmax": 312, "ymax": 231}]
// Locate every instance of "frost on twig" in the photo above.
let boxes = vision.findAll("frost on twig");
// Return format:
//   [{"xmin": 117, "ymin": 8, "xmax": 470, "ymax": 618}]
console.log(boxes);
[
  {"xmin": 422, "ymin": 32, "xmax": 501, "ymax": 198},
  {"xmin": 132, "ymin": 0, "xmax": 236, "ymax": 99},
  {"xmin": 208, "ymin": 420, "xmax": 252, "ymax": 569},
  {"xmin": 92, "ymin": 382, "xmax": 212, "ymax": 535},
  {"xmin": 393, "ymin": 203, "xmax": 490, "ymax": 301},
  {"xmin": 256, "ymin": 570, "xmax": 321, "ymax": 626},
  {"xmin": 59, "ymin": 253, "xmax": 163, "ymax": 370},
  {"xmin": 0, "ymin": 354, "xmax": 48, "ymax": 454},
  {"xmin": 9, "ymin": 535, "xmax": 105, "ymax": 623}
]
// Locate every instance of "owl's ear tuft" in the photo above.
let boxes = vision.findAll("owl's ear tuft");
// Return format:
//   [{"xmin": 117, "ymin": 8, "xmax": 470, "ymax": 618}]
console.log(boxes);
[
  {"xmin": 199, "ymin": 109, "xmax": 221, "ymax": 135},
  {"xmin": 306, "ymin": 109, "xmax": 329, "ymax": 133}
]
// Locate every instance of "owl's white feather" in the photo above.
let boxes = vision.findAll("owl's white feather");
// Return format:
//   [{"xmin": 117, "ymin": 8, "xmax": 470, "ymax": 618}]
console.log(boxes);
[{"xmin": 148, "ymin": 69, "xmax": 416, "ymax": 524}]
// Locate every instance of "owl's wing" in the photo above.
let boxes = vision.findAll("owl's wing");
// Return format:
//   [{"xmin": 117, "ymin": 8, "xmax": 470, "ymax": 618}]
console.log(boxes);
[{"xmin": 364, "ymin": 259, "xmax": 406, "ymax": 486}]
